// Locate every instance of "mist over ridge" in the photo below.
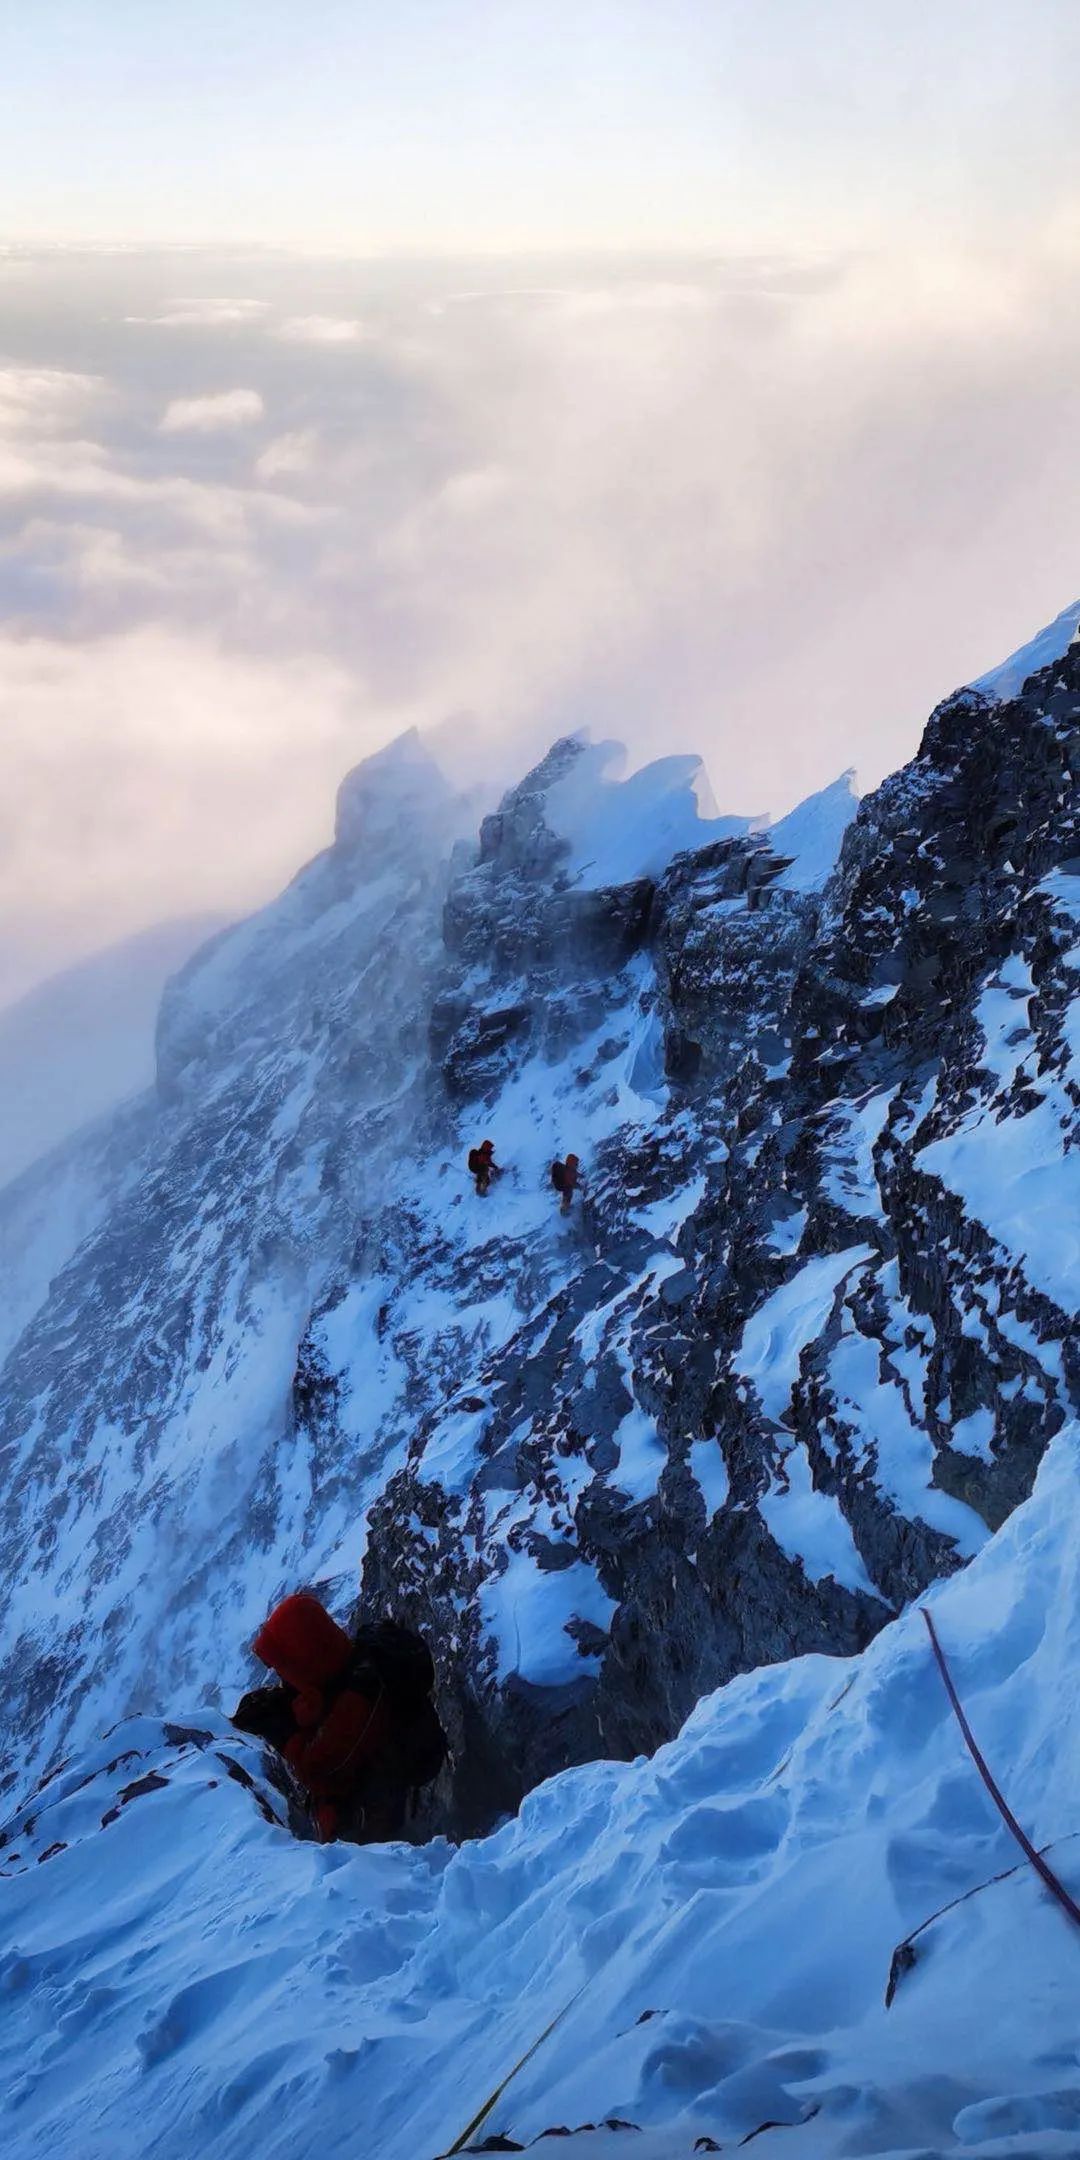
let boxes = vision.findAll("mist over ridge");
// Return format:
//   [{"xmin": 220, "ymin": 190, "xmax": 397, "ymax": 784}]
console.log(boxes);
[{"xmin": 5, "ymin": 240, "xmax": 1080, "ymax": 1005}]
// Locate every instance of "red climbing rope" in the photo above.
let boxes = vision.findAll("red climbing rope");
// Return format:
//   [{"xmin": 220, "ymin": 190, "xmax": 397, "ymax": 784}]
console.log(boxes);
[{"xmin": 920, "ymin": 1606, "xmax": 1080, "ymax": 1933}]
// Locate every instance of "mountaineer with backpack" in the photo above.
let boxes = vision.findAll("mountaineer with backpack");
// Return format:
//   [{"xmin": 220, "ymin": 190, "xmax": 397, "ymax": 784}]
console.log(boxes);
[
  {"xmin": 550, "ymin": 1152, "xmax": 581, "ymax": 1213},
  {"xmin": 232, "ymin": 1592, "xmax": 447, "ymax": 1843},
  {"xmin": 467, "ymin": 1138, "xmax": 501, "ymax": 1196}
]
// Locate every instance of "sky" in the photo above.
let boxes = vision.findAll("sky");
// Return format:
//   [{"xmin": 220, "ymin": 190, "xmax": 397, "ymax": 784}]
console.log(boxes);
[
  {"xmin": 5, "ymin": 2, "xmax": 1080, "ymax": 254},
  {"xmin": 4, "ymin": 4, "xmax": 1080, "ymax": 1008}
]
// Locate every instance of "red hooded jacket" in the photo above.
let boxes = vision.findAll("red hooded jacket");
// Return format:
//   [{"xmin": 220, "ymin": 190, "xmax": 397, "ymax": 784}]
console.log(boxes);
[{"xmin": 253, "ymin": 1593, "xmax": 390, "ymax": 1835}]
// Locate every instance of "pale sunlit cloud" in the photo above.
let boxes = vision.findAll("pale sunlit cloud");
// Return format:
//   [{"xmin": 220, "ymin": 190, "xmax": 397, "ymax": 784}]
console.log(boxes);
[
  {"xmin": 0, "ymin": 623, "xmax": 368, "ymax": 1003},
  {"xmin": 0, "ymin": 364, "xmax": 105, "ymax": 436},
  {"xmin": 148, "ymin": 297, "xmax": 271, "ymax": 328},
  {"xmin": 124, "ymin": 298, "xmax": 272, "ymax": 328},
  {"xmin": 274, "ymin": 316, "xmax": 370, "ymax": 345},
  {"xmin": 159, "ymin": 388, "xmax": 266, "ymax": 433},
  {"xmin": 254, "ymin": 429, "xmax": 320, "ymax": 481}
]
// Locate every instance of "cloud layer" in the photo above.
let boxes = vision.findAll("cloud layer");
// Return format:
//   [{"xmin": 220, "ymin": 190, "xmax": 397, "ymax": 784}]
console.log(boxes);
[
  {"xmin": 159, "ymin": 387, "xmax": 265, "ymax": 432},
  {"xmin": 4, "ymin": 242, "xmax": 1080, "ymax": 1004}
]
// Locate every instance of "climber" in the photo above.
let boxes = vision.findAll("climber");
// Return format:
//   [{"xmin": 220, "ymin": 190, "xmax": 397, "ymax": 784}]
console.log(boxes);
[
  {"xmin": 550, "ymin": 1152, "xmax": 581, "ymax": 1212},
  {"xmin": 232, "ymin": 1592, "xmax": 447, "ymax": 1843},
  {"xmin": 467, "ymin": 1137, "xmax": 500, "ymax": 1197}
]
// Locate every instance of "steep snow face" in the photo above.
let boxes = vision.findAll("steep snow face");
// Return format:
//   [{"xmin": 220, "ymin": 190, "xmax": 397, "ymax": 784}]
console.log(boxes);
[
  {"xmin": 972, "ymin": 593, "xmax": 1080, "ymax": 702},
  {"xmin": 3, "ymin": 1425, "xmax": 1079, "ymax": 2160},
  {"xmin": 0, "ymin": 649, "xmax": 1078, "ymax": 1842},
  {"xmin": 0, "ymin": 1097, "xmax": 157, "ymax": 1372},
  {"xmin": 0, "ymin": 730, "xmax": 468, "ymax": 1798},
  {"xmin": 333, "ymin": 723, "xmax": 456, "ymax": 851},
  {"xmin": 767, "ymin": 768, "xmax": 859, "ymax": 893}
]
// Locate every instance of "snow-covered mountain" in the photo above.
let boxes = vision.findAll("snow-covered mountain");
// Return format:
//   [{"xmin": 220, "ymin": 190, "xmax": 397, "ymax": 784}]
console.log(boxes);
[
  {"xmin": 0, "ymin": 724, "xmax": 858, "ymax": 1812},
  {"xmin": 1, "ymin": 609, "xmax": 1079, "ymax": 2156}
]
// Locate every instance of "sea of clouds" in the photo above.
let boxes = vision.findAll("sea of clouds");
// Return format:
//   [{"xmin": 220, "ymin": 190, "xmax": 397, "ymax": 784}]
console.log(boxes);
[{"xmin": 4, "ymin": 240, "xmax": 1080, "ymax": 1006}]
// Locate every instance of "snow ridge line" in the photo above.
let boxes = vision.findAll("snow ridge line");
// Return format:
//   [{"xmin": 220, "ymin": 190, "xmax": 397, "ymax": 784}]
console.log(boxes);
[{"xmin": 921, "ymin": 1605, "xmax": 1080, "ymax": 1933}]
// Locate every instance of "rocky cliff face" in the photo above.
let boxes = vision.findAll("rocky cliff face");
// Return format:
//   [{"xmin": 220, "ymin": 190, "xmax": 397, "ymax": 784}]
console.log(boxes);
[
  {"xmin": 0, "ymin": 642, "xmax": 1077, "ymax": 1838},
  {"xmin": 317, "ymin": 664, "xmax": 1079, "ymax": 1834}
]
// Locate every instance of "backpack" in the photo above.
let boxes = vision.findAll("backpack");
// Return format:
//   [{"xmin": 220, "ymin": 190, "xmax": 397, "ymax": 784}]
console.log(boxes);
[
  {"xmin": 351, "ymin": 1619, "xmax": 435, "ymax": 1705},
  {"xmin": 232, "ymin": 1684, "xmax": 299, "ymax": 1753},
  {"xmin": 396, "ymin": 1697, "xmax": 450, "ymax": 1792},
  {"xmin": 550, "ymin": 1159, "xmax": 566, "ymax": 1193},
  {"xmin": 468, "ymin": 1148, "xmax": 484, "ymax": 1175},
  {"xmin": 349, "ymin": 1620, "xmax": 448, "ymax": 1790}
]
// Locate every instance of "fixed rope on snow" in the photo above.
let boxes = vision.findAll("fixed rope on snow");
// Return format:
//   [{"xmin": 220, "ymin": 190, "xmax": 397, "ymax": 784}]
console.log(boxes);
[
  {"xmin": 441, "ymin": 1609, "xmax": 1079, "ymax": 2145},
  {"xmin": 436, "ymin": 1982, "xmax": 589, "ymax": 2157},
  {"xmin": 920, "ymin": 1606, "xmax": 1080, "ymax": 1932},
  {"xmin": 885, "ymin": 1830, "xmax": 1080, "ymax": 2007}
]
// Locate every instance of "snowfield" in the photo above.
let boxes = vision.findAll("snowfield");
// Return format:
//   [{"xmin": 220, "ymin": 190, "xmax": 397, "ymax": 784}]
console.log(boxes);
[{"xmin": 2, "ymin": 1425, "xmax": 1079, "ymax": 2160}]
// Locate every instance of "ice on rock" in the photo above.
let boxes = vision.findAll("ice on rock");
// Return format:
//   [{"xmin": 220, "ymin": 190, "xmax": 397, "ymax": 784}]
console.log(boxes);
[
  {"xmin": 541, "ymin": 734, "xmax": 857, "ymax": 898},
  {"xmin": 759, "ymin": 1439, "xmax": 881, "ymax": 1598},
  {"xmin": 478, "ymin": 1547, "xmax": 617, "ymax": 1685},
  {"xmin": 543, "ymin": 735, "xmax": 756, "ymax": 888},
  {"xmin": 735, "ymin": 1246, "xmax": 877, "ymax": 1428}
]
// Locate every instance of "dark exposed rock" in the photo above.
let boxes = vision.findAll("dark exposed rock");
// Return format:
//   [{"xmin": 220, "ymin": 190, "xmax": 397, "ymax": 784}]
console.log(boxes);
[{"xmin": 346, "ymin": 647, "xmax": 1080, "ymax": 1837}]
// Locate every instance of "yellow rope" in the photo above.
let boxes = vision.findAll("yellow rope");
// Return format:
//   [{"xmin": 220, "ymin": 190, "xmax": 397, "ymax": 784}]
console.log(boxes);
[{"xmin": 438, "ymin": 1981, "xmax": 589, "ymax": 2157}]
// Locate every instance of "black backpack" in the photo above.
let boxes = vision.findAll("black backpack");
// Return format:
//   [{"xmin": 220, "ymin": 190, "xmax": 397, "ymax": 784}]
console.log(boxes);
[
  {"xmin": 349, "ymin": 1621, "xmax": 448, "ymax": 1790},
  {"xmin": 550, "ymin": 1159, "xmax": 566, "ymax": 1193},
  {"xmin": 232, "ymin": 1684, "xmax": 299, "ymax": 1753}
]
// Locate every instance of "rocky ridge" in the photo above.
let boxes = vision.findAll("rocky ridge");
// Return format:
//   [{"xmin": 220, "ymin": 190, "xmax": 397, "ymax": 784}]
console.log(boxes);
[{"xmin": 0, "ymin": 641, "xmax": 1077, "ymax": 1837}]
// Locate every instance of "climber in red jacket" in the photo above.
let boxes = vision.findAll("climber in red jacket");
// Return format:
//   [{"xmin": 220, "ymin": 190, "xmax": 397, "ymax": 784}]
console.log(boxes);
[
  {"xmin": 237, "ymin": 1592, "xmax": 395, "ymax": 1842},
  {"xmin": 551, "ymin": 1152, "xmax": 580, "ymax": 1212},
  {"xmin": 235, "ymin": 1592, "xmax": 448, "ymax": 1843},
  {"xmin": 467, "ymin": 1138, "xmax": 500, "ymax": 1196}
]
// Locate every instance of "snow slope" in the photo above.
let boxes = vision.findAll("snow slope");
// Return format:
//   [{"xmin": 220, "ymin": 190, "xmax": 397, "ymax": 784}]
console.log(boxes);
[
  {"xmin": 2, "ymin": 1424, "xmax": 1078, "ymax": 2160},
  {"xmin": 767, "ymin": 768, "xmax": 859, "ymax": 893},
  {"xmin": 972, "ymin": 594, "xmax": 1080, "ymax": 702}
]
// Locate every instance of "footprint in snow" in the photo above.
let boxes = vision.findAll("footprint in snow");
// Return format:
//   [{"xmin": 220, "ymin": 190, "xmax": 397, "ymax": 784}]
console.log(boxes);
[{"xmin": 657, "ymin": 1793, "xmax": 790, "ymax": 1885}]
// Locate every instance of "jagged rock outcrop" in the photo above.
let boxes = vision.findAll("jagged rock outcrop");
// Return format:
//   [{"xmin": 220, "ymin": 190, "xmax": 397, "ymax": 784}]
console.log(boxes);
[
  {"xmin": 0, "ymin": 636, "xmax": 1077, "ymax": 1845},
  {"xmin": 347, "ymin": 660, "xmax": 1079, "ymax": 1830}
]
